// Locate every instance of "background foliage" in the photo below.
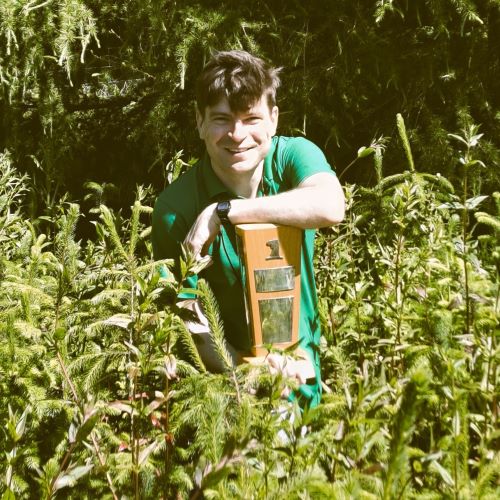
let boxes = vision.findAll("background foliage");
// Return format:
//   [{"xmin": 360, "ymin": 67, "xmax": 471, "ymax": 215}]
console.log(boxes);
[
  {"xmin": 1, "ymin": 0, "xmax": 499, "ymax": 215},
  {"xmin": 1, "ymin": 1, "xmax": 499, "ymax": 499},
  {"xmin": 0, "ymin": 120, "xmax": 498, "ymax": 498}
]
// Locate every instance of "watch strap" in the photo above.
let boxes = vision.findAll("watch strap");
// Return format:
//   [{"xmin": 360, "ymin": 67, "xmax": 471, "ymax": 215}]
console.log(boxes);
[{"xmin": 216, "ymin": 200, "xmax": 232, "ymax": 224}]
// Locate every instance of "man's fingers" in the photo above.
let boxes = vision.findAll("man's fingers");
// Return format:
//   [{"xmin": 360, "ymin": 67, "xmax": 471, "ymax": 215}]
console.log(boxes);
[
  {"xmin": 183, "ymin": 203, "xmax": 220, "ymax": 258},
  {"xmin": 267, "ymin": 354, "xmax": 295, "ymax": 378},
  {"xmin": 266, "ymin": 353, "xmax": 312, "ymax": 388},
  {"xmin": 266, "ymin": 353, "xmax": 285, "ymax": 374},
  {"xmin": 295, "ymin": 369, "xmax": 307, "ymax": 385}
]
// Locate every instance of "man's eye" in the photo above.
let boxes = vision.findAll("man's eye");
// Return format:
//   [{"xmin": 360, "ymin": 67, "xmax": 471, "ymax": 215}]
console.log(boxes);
[
  {"xmin": 245, "ymin": 116, "xmax": 261, "ymax": 124},
  {"xmin": 212, "ymin": 116, "xmax": 229, "ymax": 124}
]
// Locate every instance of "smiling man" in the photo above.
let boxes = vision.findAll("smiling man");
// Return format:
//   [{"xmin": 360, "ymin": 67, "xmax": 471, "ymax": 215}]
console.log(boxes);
[{"xmin": 152, "ymin": 50, "xmax": 344, "ymax": 407}]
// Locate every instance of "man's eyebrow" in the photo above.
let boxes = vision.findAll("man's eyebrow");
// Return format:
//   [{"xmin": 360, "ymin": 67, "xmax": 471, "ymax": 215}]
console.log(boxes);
[
  {"xmin": 207, "ymin": 108, "xmax": 263, "ymax": 118},
  {"xmin": 208, "ymin": 110, "xmax": 232, "ymax": 117}
]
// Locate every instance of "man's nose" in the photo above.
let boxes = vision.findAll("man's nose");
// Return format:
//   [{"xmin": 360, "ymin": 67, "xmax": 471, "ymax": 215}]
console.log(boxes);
[{"xmin": 227, "ymin": 120, "xmax": 246, "ymax": 141}]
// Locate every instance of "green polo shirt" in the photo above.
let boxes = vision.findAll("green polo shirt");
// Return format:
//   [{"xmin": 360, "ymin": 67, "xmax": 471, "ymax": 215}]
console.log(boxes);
[{"xmin": 152, "ymin": 136, "xmax": 336, "ymax": 407}]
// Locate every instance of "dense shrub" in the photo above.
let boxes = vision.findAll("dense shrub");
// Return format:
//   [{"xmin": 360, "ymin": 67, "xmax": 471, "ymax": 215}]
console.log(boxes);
[
  {"xmin": 1, "ymin": 1, "xmax": 499, "ymax": 215},
  {"xmin": 0, "ymin": 116, "xmax": 498, "ymax": 498}
]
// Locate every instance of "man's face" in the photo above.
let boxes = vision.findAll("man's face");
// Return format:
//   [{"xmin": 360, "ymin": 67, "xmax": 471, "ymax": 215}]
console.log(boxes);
[{"xmin": 196, "ymin": 96, "xmax": 278, "ymax": 181}]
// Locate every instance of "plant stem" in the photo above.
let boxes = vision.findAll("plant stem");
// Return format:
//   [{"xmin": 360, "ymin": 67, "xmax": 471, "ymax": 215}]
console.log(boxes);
[
  {"xmin": 47, "ymin": 442, "xmax": 77, "ymax": 498},
  {"xmin": 462, "ymin": 161, "xmax": 471, "ymax": 335},
  {"xmin": 127, "ymin": 266, "xmax": 141, "ymax": 500},
  {"xmin": 451, "ymin": 373, "xmax": 459, "ymax": 500},
  {"xmin": 164, "ymin": 374, "xmax": 171, "ymax": 485},
  {"xmin": 391, "ymin": 231, "xmax": 404, "ymax": 374},
  {"xmin": 57, "ymin": 351, "xmax": 79, "ymax": 402},
  {"xmin": 232, "ymin": 369, "xmax": 242, "ymax": 405},
  {"xmin": 56, "ymin": 351, "xmax": 118, "ymax": 499},
  {"xmin": 482, "ymin": 332, "xmax": 493, "ymax": 447},
  {"xmin": 347, "ymin": 201, "xmax": 362, "ymax": 364},
  {"xmin": 130, "ymin": 367, "xmax": 139, "ymax": 500}
]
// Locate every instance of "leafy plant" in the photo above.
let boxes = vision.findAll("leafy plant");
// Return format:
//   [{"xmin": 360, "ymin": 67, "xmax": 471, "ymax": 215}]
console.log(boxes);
[{"xmin": 1, "ymin": 112, "xmax": 499, "ymax": 498}]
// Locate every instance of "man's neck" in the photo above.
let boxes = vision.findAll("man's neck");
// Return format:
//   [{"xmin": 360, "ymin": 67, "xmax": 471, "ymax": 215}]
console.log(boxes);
[{"xmin": 211, "ymin": 162, "xmax": 263, "ymax": 199}]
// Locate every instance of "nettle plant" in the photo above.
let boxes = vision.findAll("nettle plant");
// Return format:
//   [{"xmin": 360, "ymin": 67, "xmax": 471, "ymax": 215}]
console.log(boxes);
[{"xmin": 315, "ymin": 116, "xmax": 499, "ymax": 497}]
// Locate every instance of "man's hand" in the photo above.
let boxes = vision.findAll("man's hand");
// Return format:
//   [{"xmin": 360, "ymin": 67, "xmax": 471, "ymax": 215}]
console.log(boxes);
[
  {"xmin": 183, "ymin": 203, "xmax": 221, "ymax": 258},
  {"xmin": 266, "ymin": 352, "xmax": 315, "ymax": 398}
]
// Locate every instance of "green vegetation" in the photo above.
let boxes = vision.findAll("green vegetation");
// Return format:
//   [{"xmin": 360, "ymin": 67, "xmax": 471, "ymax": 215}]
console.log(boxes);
[
  {"xmin": 0, "ymin": 116, "xmax": 498, "ymax": 498},
  {"xmin": 1, "ymin": 1, "xmax": 499, "ymax": 209},
  {"xmin": 1, "ymin": 1, "xmax": 499, "ymax": 498}
]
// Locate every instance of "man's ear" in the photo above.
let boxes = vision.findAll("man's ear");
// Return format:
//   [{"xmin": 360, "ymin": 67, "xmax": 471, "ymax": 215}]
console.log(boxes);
[
  {"xmin": 270, "ymin": 106, "xmax": 279, "ymax": 135},
  {"xmin": 195, "ymin": 106, "xmax": 205, "ymax": 139}
]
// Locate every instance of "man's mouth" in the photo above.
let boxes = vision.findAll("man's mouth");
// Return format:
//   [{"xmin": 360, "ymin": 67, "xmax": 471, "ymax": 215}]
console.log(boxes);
[{"xmin": 225, "ymin": 146, "xmax": 254, "ymax": 154}]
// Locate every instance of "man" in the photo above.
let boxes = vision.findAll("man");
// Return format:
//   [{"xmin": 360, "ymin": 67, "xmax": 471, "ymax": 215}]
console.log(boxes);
[{"xmin": 152, "ymin": 50, "xmax": 344, "ymax": 407}]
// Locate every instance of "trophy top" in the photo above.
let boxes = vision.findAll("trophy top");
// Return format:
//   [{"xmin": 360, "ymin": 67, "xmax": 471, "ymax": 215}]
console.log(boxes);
[{"xmin": 235, "ymin": 223, "xmax": 279, "ymax": 231}]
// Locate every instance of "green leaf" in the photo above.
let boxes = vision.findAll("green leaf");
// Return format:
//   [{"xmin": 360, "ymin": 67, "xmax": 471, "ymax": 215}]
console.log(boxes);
[
  {"xmin": 438, "ymin": 202, "xmax": 464, "ymax": 210},
  {"xmin": 396, "ymin": 114, "xmax": 415, "ymax": 172},
  {"xmin": 53, "ymin": 465, "xmax": 94, "ymax": 491},
  {"xmin": 75, "ymin": 411, "xmax": 99, "ymax": 444},
  {"xmin": 430, "ymin": 460, "xmax": 454, "ymax": 486},
  {"xmin": 357, "ymin": 146, "xmax": 375, "ymax": 158},
  {"xmin": 103, "ymin": 314, "xmax": 133, "ymax": 329},
  {"xmin": 469, "ymin": 133, "xmax": 484, "ymax": 147},
  {"xmin": 190, "ymin": 255, "xmax": 213, "ymax": 275},
  {"xmin": 465, "ymin": 195, "xmax": 488, "ymax": 210},
  {"xmin": 68, "ymin": 422, "xmax": 77, "ymax": 444},
  {"xmin": 138, "ymin": 440, "xmax": 160, "ymax": 465},
  {"xmin": 448, "ymin": 133, "xmax": 469, "ymax": 146},
  {"xmin": 201, "ymin": 465, "xmax": 234, "ymax": 489},
  {"xmin": 1, "ymin": 488, "xmax": 16, "ymax": 500},
  {"xmin": 16, "ymin": 406, "xmax": 29, "ymax": 437},
  {"xmin": 54, "ymin": 326, "xmax": 66, "ymax": 340},
  {"xmin": 108, "ymin": 401, "xmax": 134, "ymax": 414},
  {"xmin": 274, "ymin": 446, "xmax": 293, "ymax": 457},
  {"xmin": 465, "ymin": 159, "xmax": 486, "ymax": 168},
  {"xmin": 69, "ymin": 411, "xmax": 100, "ymax": 444}
]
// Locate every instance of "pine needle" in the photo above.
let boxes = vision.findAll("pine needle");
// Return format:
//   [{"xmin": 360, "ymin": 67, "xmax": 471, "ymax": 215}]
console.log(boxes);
[
  {"xmin": 197, "ymin": 279, "xmax": 234, "ymax": 372},
  {"xmin": 176, "ymin": 318, "xmax": 207, "ymax": 373}
]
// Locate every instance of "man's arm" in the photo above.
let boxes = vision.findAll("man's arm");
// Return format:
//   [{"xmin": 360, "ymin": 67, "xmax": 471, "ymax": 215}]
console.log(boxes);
[
  {"xmin": 231, "ymin": 172, "xmax": 344, "ymax": 227},
  {"xmin": 184, "ymin": 172, "xmax": 344, "ymax": 257},
  {"xmin": 181, "ymin": 170, "xmax": 343, "ymax": 388}
]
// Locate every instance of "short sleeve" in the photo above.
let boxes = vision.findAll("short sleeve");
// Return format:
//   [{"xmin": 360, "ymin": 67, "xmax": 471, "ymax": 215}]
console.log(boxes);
[
  {"xmin": 152, "ymin": 197, "xmax": 198, "ymax": 296},
  {"xmin": 152, "ymin": 199, "xmax": 185, "ymax": 262},
  {"xmin": 279, "ymin": 137, "xmax": 335, "ymax": 188}
]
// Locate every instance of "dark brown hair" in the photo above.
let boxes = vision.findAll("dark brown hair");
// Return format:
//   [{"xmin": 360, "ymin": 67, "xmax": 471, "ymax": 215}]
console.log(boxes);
[{"xmin": 196, "ymin": 50, "xmax": 281, "ymax": 113}]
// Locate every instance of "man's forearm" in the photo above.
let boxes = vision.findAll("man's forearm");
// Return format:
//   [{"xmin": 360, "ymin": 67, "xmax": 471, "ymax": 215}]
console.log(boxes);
[
  {"xmin": 229, "ymin": 173, "xmax": 345, "ymax": 229},
  {"xmin": 183, "ymin": 172, "xmax": 344, "ymax": 257}
]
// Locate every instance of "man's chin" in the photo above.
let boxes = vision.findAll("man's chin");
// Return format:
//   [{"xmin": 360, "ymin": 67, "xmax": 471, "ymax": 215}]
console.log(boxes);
[
  {"xmin": 228, "ymin": 159, "xmax": 262, "ymax": 173},
  {"xmin": 211, "ymin": 152, "xmax": 266, "ymax": 177}
]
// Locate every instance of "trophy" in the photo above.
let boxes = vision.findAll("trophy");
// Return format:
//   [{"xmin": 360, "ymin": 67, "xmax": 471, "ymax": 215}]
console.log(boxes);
[{"xmin": 235, "ymin": 223, "xmax": 302, "ymax": 357}]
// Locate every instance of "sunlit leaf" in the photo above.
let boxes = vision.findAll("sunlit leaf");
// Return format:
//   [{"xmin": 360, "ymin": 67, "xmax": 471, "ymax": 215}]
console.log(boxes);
[{"xmin": 53, "ymin": 465, "xmax": 94, "ymax": 491}]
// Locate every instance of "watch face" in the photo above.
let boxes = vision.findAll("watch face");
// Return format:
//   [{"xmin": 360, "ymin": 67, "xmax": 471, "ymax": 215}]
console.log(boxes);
[
  {"xmin": 219, "ymin": 201, "xmax": 230, "ymax": 212},
  {"xmin": 217, "ymin": 201, "xmax": 231, "ymax": 222}
]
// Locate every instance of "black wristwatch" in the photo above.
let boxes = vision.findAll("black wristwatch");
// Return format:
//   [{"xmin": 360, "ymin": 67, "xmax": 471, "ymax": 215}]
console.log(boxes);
[{"xmin": 216, "ymin": 200, "xmax": 232, "ymax": 224}]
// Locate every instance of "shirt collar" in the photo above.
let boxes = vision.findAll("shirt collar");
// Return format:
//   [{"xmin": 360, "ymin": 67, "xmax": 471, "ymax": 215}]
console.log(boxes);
[
  {"xmin": 200, "ymin": 154, "xmax": 232, "ymax": 201},
  {"xmin": 261, "ymin": 136, "xmax": 278, "ymax": 196}
]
